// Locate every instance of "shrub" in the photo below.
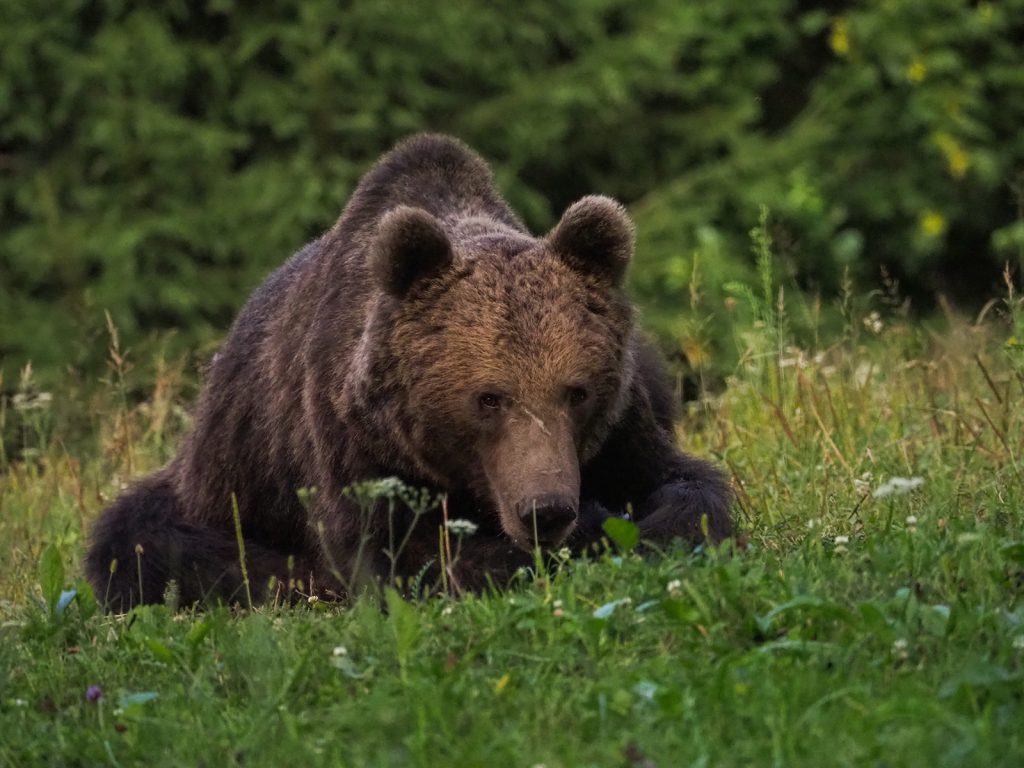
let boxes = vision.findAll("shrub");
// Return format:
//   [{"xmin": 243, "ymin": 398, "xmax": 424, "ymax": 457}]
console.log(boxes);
[{"xmin": 2, "ymin": 1, "xmax": 1021, "ymax": 384}]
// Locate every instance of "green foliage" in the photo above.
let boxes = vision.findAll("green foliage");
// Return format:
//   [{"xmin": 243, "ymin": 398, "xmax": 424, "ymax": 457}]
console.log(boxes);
[
  {"xmin": 633, "ymin": 0, "xmax": 1024, "ymax": 363},
  {"xmin": 601, "ymin": 516, "xmax": 639, "ymax": 552},
  {"xmin": 2, "ymin": 1, "xmax": 1023, "ymax": 384},
  {"xmin": 37, "ymin": 545, "xmax": 64, "ymax": 617},
  {"xmin": 27, "ymin": 545, "xmax": 98, "ymax": 646},
  {"xmin": 4, "ymin": 276, "xmax": 1024, "ymax": 763}
]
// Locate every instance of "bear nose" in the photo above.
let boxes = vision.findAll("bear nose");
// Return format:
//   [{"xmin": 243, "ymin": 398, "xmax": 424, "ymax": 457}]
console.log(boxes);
[{"xmin": 518, "ymin": 495, "xmax": 578, "ymax": 545}]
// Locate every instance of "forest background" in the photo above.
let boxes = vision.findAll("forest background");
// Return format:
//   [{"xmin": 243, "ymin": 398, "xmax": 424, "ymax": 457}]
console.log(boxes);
[{"xmin": 3, "ymin": 0, "xmax": 1023, "ymax": 394}]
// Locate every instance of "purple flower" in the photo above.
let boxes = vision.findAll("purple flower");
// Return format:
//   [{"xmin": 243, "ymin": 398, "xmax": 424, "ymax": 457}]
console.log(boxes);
[{"xmin": 85, "ymin": 685, "xmax": 103, "ymax": 703}]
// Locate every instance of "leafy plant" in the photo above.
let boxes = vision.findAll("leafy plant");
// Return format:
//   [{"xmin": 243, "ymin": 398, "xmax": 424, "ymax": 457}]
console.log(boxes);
[{"xmin": 4, "ymin": 1, "xmax": 1024, "ymax": 386}]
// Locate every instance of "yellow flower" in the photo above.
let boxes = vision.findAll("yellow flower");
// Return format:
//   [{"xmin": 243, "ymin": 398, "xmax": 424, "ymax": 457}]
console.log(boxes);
[
  {"xmin": 946, "ymin": 147, "xmax": 969, "ymax": 178},
  {"xmin": 933, "ymin": 132, "xmax": 970, "ymax": 179},
  {"xmin": 906, "ymin": 59, "xmax": 926, "ymax": 83},
  {"xmin": 830, "ymin": 18, "xmax": 850, "ymax": 56},
  {"xmin": 919, "ymin": 211, "xmax": 947, "ymax": 238}
]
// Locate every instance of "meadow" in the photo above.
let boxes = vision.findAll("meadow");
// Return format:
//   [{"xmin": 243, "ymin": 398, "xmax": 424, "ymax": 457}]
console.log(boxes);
[
  {"xmin": 1, "ymin": 262, "xmax": 1023, "ymax": 768},
  {"xmin": 3, "ymin": 2, "xmax": 1023, "ymax": 764}
]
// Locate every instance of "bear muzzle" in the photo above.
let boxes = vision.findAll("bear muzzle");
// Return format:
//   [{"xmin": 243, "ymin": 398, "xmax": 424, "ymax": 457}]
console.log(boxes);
[
  {"xmin": 483, "ymin": 407, "xmax": 581, "ymax": 550},
  {"xmin": 516, "ymin": 494, "xmax": 578, "ymax": 547}
]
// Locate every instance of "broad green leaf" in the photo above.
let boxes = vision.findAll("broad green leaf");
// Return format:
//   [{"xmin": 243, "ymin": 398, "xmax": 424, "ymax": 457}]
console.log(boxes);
[
  {"xmin": 38, "ymin": 546, "xmax": 64, "ymax": 615},
  {"xmin": 146, "ymin": 639, "xmax": 175, "ymax": 662},
  {"xmin": 186, "ymin": 620, "xmax": 212, "ymax": 648},
  {"xmin": 602, "ymin": 517, "xmax": 640, "ymax": 552},
  {"xmin": 73, "ymin": 580, "xmax": 98, "ymax": 621},
  {"xmin": 385, "ymin": 588, "xmax": 420, "ymax": 670}
]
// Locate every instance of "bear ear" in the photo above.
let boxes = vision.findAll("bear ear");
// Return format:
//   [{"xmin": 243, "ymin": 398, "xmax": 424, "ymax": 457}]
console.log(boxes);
[
  {"xmin": 547, "ymin": 195, "xmax": 635, "ymax": 286},
  {"xmin": 371, "ymin": 206, "xmax": 453, "ymax": 297}
]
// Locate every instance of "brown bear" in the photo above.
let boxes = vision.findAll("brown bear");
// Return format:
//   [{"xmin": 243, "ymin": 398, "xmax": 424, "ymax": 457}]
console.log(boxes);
[{"xmin": 85, "ymin": 134, "xmax": 731, "ymax": 610}]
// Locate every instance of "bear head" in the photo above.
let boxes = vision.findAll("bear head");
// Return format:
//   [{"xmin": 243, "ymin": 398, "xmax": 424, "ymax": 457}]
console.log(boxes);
[{"xmin": 361, "ymin": 196, "xmax": 636, "ymax": 550}]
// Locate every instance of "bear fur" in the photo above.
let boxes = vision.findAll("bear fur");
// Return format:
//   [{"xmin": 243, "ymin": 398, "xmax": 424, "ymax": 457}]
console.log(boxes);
[{"xmin": 85, "ymin": 134, "xmax": 731, "ymax": 610}]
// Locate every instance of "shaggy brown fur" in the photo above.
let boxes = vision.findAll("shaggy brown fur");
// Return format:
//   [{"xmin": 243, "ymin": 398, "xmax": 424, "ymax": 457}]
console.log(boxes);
[{"xmin": 85, "ymin": 134, "xmax": 732, "ymax": 610}]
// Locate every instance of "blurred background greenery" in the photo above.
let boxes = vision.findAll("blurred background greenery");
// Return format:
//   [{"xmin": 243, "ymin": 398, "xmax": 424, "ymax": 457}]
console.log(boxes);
[{"xmin": 2, "ymin": 0, "xmax": 1023, "ymax": 389}]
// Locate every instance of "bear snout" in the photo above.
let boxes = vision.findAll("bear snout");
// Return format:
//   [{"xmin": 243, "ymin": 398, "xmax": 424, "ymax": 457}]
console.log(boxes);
[{"xmin": 516, "ymin": 494, "xmax": 578, "ymax": 546}]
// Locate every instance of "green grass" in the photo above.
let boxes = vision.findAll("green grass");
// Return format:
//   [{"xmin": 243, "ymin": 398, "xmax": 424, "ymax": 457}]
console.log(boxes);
[{"xmin": 2, "ymin": 294, "xmax": 1024, "ymax": 767}]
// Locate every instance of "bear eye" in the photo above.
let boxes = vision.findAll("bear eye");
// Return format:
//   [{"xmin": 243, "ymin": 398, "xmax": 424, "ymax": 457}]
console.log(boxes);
[
  {"xmin": 567, "ymin": 387, "xmax": 588, "ymax": 407},
  {"xmin": 478, "ymin": 393, "xmax": 502, "ymax": 411}
]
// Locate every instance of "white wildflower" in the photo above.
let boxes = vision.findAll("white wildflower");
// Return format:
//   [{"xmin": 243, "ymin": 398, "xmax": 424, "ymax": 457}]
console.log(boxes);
[
  {"xmin": 368, "ymin": 477, "xmax": 405, "ymax": 497},
  {"xmin": 872, "ymin": 476, "xmax": 924, "ymax": 499},
  {"xmin": 853, "ymin": 362, "xmax": 874, "ymax": 387},
  {"xmin": 834, "ymin": 535, "xmax": 850, "ymax": 545},
  {"xmin": 11, "ymin": 391, "xmax": 53, "ymax": 411},
  {"xmin": 779, "ymin": 347, "xmax": 810, "ymax": 369},
  {"xmin": 666, "ymin": 579, "xmax": 682, "ymax": 597},
  {"xmin": 863, "ymin": 311, "xmax": 884, "ymax": 334},
  {"xmin": 441, "ymin": 604, "xmax": 454, "ymax": 616},
  {"xmin": 892, "ymin": 638, "xmax": 909, "ymax": 659},
  {"xmin": 307, "ymin": 595, "xmax": 319, "ymax": 605},
  {"xmin": 445, "ymin": 519, "xmax": 479, "ymax": 537},
  {"xmin": 332, "ymin": 645, "xmax": 348, "ymax": 657}
]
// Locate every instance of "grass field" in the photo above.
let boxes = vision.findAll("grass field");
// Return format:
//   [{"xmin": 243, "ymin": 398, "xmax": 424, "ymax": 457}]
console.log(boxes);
[{"xmin": 2, "ymin": 278, "xmax": 1024, "ymax": 767}]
